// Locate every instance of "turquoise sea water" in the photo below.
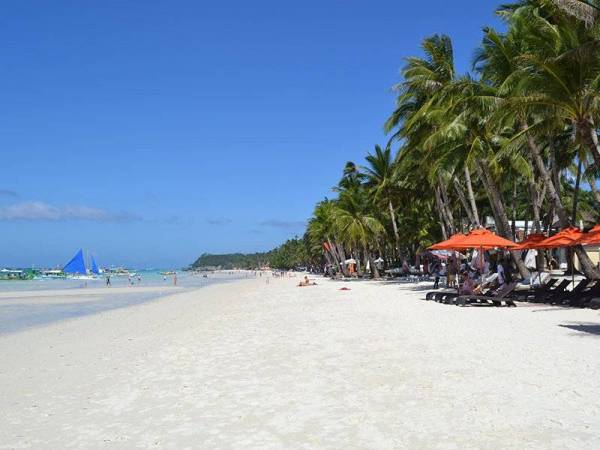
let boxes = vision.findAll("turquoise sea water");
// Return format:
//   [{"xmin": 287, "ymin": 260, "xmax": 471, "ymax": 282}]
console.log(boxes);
[{"xmin": 0, "ymin": 271, "xmax": 253, "ymax": 334}]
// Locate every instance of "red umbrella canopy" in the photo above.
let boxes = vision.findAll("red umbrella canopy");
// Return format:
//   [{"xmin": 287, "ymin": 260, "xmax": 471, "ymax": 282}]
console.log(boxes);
[
  {"xmin": 577, "ymin": 224, "xmax": 600, "ymax": 245},
  {"xmin": 536, "ymin": 227, "xmax": 584, "ymax": 248},
  {"xmin": 513, "ymin": 233, "xmax": 547, "ymax": 250},
  {"xmin": 428, "ymin": 233, "xmax": 466, "ymax": 250},
  {"xmin": 452, "ymin": 228, "xmax": 518, "ymax": 250}
]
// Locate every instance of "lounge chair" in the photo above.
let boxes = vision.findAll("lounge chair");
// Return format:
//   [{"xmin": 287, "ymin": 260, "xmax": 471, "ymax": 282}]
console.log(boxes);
[
  {"xmin": 548, "ymin": 279, "xmax": 591, "ymax": 305},
  {"xmin": 567, "ymin": 281, "xmax": 600, "ymax": 308},
  {"xmin": 454, "ymin": 282, "xmax": 518, "ymax": 307},
  {"xmin": 513, "ymin": 278, "xmax": 558, "ymax": 302},
  {"xmin": 533, "ymin": 278, "xmax": 571, "ymax": 303},
  {"xmin": 425, "ymin": 288, "xmax": 454, "ymax": 300},
  {"xmin": 588, "ymin": 297, "xmax": 600, "ymax": 309},
  {"xmin": 436, "ymin": 286, "xmax": 500, "ymax": 304}
]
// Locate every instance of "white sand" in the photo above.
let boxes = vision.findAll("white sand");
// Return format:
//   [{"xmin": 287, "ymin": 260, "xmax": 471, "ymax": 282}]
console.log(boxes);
[{"xmin": 1, "ymin": 275, "xmax": 600, "ymax": 449}]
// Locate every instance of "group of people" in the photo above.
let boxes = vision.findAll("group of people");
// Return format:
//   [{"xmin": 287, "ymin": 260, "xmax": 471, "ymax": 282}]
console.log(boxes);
[{"xmin": 426, "ymin": 252, "xmax": 514, "ymax": 295}]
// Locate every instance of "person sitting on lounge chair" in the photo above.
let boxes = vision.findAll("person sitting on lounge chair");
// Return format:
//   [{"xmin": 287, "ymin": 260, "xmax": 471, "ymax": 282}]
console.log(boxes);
[
  {"xmin": 459, "ymin": 271, "xmax": 484, "ymax": 295},
  {"xmin": 298, "ymin": 276, "xmax": 317, "ymax": 287}
]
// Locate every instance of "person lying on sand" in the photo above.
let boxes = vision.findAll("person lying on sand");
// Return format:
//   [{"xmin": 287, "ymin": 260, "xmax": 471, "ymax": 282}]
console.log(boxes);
[{"xmin": 298, "ymin": 276, "xmax": 317, "ymax": 287}]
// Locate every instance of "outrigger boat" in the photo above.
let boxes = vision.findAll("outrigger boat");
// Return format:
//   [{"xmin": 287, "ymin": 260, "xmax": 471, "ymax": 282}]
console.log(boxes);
[
  {"xmin": 105, "ymin": 267, "xmax": 137, "ymax": 277},
  {"xmin": 63, "ymin": 249, "xmax": 101, "ymax": 280},
  {"xmin": 39, "ymin": 269, "xmax": 66, "ymax": 279},
  {"xmin": 0, "ymin": 268, "xmax": 35, "ymax": 281}
]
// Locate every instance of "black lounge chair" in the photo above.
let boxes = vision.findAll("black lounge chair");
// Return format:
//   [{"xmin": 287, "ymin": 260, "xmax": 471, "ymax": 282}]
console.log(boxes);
[
  {"xmin": 567, "ymin": 282, "xmax": 600, "ymax": 308},
  {"xmin": 454, "ymin": 282, "xmax": 518, "ymax": 307},
  {"xmin": 588, "ymin": 297, "xmax": 600, "ymax": 309},
  {"xmin": 513, "ymin": 278, "xmax": 558, "ymax": 301},
  {"xmin": 425, "ymin": 289, "xmax": 452, "ymax": 300},
  {"xmin": 533, "ymin": 278, "xmax": 571, "ymax": 303},
  {"xmin": 548, "ymin": 279, "xmax": 591, "ymax": 305},
  {"xmin": 437, "ymin": 286, "xmax": 499, "ymax": 304}
]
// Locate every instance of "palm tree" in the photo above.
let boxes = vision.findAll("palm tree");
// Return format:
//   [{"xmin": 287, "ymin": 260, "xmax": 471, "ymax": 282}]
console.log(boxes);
[
  {"xmin": 333, "ymin": 189, "xmax": 384, "ymax": 278},
  {"xmin": 486, "ymin": 3, "xmax": 600, "ymax": 278},
  {"xmin": 362, "ymin": 143, "xmax": 401, "ymax": 255},
  {"xmin": 306, "ymin": 200, "xmax": 349, "ymax": 276},
  {"xmin": 554, "ymin": 0, "xmax": 600, "ymax": 26},
  {"xmin": 499, "ymin": 2, "xmax": 600, "ymax": 171},
  {"xmin": 385, "ymin": 34, "xmax": 464, "ymax": 238}
]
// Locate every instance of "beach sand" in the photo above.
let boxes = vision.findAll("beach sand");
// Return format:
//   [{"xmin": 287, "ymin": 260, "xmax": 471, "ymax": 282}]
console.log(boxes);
[{"xmin": 1, "ymin": 275, "xmax": 600, "ymax": 449}]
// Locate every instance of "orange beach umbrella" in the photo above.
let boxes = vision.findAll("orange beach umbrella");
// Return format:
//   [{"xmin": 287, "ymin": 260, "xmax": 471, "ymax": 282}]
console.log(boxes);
[
  {"xmin": 534, "ymin": 227, "xmax": 586, "ymax": 283},
  {"xmin": 428, "ymin": 233, "xmax": 466, "ymax": 250},
  {"xmin": 513, "ymin": 233, "xmax": 547, "ymax": 250},
  {"xmin": 576, "ymin": 225, "xmax": 600, "ymax": 246},
  {"xmin": 452, "ymin": 228, "xmax": 518, "ymax": 250},
  {"xmin": 535, "ymin": 227, "xmax": 583, "ymax": 249}
]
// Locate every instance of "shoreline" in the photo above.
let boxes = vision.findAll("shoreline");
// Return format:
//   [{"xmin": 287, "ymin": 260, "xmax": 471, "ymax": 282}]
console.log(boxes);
[{"xmin": 1, "ymin": 275, "xmax": 600, "ymax": 448}]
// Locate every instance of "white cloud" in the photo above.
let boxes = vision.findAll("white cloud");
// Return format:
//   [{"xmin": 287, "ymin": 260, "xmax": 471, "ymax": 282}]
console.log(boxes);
[{"xmin": 0, "ymin": 201, "xmax": 139, "ymax": 222}]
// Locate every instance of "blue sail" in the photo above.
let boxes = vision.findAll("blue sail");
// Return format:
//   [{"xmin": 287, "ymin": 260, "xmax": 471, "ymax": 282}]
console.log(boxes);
[
  {"xmin": 63, "ymin": 249, "xmax": 87, "ymax": 274},
  {"xmin": 90, "ymin": 255, "xmax": 99, "ymax": 275}
]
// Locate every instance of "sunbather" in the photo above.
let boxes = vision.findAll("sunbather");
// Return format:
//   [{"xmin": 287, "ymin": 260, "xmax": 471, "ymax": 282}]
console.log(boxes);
[{"xmin": 298, "ymin": 276, "xmax": 317, "ymax": 287}]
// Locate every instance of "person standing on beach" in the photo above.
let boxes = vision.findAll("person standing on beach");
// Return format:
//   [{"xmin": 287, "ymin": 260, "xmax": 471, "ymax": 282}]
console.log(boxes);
[
  {"xmin": 173, "ymin": 273, "xmax": 177, "ymax": 286},
  {"xmin": 106, "ymin": 275, "xmax": 111, "ymax": 287},
  {"xmin": 430, "ymin": 258, "xmax": 441, "ymax": 289},
  {"xmin": 447, "ymin": 256, "xmax": 458, "ymax": 288}
]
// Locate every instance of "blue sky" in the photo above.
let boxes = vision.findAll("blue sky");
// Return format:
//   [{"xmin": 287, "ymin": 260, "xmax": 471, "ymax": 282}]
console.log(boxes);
[{"xmin": 0, "ymin": 0, "xmax": 502, "ymax": 268}]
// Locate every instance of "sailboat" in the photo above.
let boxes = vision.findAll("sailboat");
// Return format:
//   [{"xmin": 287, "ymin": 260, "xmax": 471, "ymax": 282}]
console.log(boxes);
[{"xmin": 63, "ymin": 249, "xmax": 101, "ymax": 280}]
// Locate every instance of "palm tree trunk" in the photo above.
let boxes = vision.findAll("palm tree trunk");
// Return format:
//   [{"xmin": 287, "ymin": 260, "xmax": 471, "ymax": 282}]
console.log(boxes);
[
  {"xmin": 464, "ymin": 166, "xmax": 480, "ymax": 226},
  {"xmin": 587, "ymin": 169, "xmax": 600, "ymax": 206},
  {"xmin": 387, "ymin": 199, "xmax": 401, "ymax": 253},
  {"xmin": 437, "ymin": 173, "xmax": 455, "ymax": 234},
  {"xmin": 453, "ymin": 177, "xmax": 476, "ymax": 226},
  {"xmin": 325, "ymin": 237, "xmax": 340, "ymax": 267},
  {"xmin": 365, "ymin": 245, "xmax": 380, "ymax": 278},
  {"xmin": 335, "ymin": 241, "xmax": 350, "ymax": 277},
  {"xmin": 475, "ymin": 159, "xmax": 530, "ymax": 279},
  {"xmin": 580, "ymin": 120, "xmax": 600, "ymax": 171},
  {"xmin": 524, "ymin": 126, "xmax": 600, "ymax": 279},
  {"xmin": 572, "ymin": 157, "xmax": 583, "ymax": 224},
  {"xmin": 511, "ymin": 179, "xmax": 517, "ymax": 241},
  {"xmin": 528, "ymin": 181, "xmax": 543, "ymax": 233},
  {"xmin": 434, "ymin": 186, "xmax": 450, "ymax": 239}
]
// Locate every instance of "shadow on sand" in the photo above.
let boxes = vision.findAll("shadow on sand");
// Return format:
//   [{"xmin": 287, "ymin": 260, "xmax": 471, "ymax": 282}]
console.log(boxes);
[{"xmin": 559, "ymin": 322, "xmax": 600, "ymax": 336}]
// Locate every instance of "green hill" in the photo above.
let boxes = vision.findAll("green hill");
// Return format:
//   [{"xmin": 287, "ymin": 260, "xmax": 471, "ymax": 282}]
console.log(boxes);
[{"xmin": 191, "ymin": 238, "xmax": 309, "ymax": 270}]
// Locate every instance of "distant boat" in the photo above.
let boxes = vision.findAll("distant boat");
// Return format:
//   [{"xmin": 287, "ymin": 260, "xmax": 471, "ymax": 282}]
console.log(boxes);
[
  {"xmin": 39, "ymin": 269, "xmax": 66, "ymax": 279},
  {"xmin": 0, "ymin": 268, "xmax": 34, "ymax": 281},
  {"xmin": 105, "ymin": 267, "xmax": 137, "ymax": 277},
  {"xmin": 63, "ymin": 249, "xmax": 99, "ymax": 280},
  {"xmin": 90, "ymin": 255, "xmax": 100, "ymax": 275}
]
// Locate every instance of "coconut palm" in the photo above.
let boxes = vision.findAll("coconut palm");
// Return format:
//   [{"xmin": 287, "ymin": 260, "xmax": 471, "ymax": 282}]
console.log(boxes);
[
  {"xmin": 362, "ymin": 143, "xmax": 401, "ymax": 254},
  {"xmin": 333, "ymin": 189, "xmax": 384, "ymax": 278}
]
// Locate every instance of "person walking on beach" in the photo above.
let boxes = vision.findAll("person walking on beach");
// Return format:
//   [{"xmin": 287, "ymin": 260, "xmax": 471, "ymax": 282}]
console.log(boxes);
[
  {"xmin": 106, "ymin": 275, "xmax": 111, "ymax": 287},
  {"xmin": 430, "ymin": 258, "xmax": 441, "ymax": 289},
  {"xmin": 173, "ymin": 273, "xmax": 177, "ymax": 286}
]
